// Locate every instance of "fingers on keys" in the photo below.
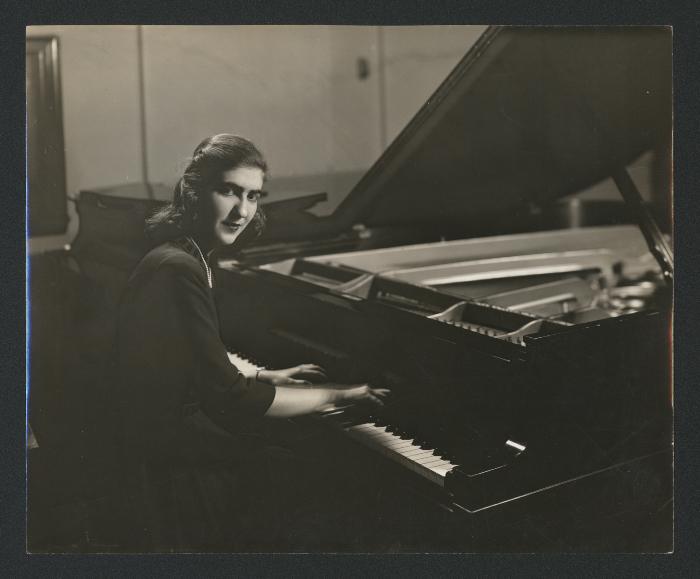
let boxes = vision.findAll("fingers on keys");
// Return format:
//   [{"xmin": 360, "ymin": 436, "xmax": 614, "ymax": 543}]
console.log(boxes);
[
  {"xmin": 298, "ymin": 363, "xmax": 327, "ymax": 382},
  {"xmin": 288, "ymin": 378, "xmax": 313, "ymax": 386},
  {"xmin": 352, "ymin": 384, "xmax": 390, "ymax": 406}
]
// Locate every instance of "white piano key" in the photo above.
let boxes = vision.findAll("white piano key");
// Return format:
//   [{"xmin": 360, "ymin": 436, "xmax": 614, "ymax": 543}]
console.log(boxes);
[
  {"xmin": 416, "ymin": 456, "xmax": 453, "ymax": 468},
  {"xmin": 400, "ymin": 446, "xmax": 436, "ymax": 459},
  {"xmin": 380, "ymin": 438, "xmax": 424, "ymax": 452},
  {"xmin": 367, "ymin": 436, "xmax": 421, "ymax": 455},
  {"xmin": 431, "ymin": 464, "xmax": 456, "ymax": 478}
]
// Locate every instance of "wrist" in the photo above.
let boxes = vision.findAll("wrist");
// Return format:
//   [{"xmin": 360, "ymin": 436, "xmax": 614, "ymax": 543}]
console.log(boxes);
[
  {"xmin": 332, "ymin": 386, "xmax": 355, "ymax": 406},
  {"xmin": 256, "ymin": 369, "xmax": 272, "ymax": 384},
  {"xmin": 328, "ymin": 389, "xmax": 343, "ymax": 406}
]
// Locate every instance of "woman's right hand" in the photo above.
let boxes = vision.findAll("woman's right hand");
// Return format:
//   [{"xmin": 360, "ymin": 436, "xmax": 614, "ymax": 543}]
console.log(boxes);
[
  {"xmin": 337, "ymin": 384, "xmax": 391, "ymax": 407},
  {"xmin": 265, "ymin": 383, "xmax": 391, "ymax": 418}
]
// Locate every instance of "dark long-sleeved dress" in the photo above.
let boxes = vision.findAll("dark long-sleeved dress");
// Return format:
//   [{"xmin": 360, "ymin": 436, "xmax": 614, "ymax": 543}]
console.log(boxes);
[
  {"xmin": 116, "ymin": 238, "xmax": 379, "ymax": 552},
  {"xmin": 116, "ymin": 239, "xmax": 279, "ymax": 550},
  {"xmin": 117, "ymin": 239, "xmax": 275, "ymax": 462}
]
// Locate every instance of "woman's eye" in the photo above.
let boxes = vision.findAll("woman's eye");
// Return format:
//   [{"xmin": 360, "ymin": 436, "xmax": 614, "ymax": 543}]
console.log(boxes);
[{"xmin": 247, "ymin": 191, "xmax": 261, "ymax": 202}]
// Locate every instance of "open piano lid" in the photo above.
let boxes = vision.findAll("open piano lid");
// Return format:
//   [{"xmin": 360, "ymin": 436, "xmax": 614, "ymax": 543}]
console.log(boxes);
[{"xmin": 262, "ymin": 26, "xmax": 672, "ymax": 277}]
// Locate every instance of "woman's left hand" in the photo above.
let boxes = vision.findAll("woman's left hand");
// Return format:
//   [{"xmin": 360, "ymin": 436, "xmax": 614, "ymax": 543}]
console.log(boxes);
[{"xmin": 257, "ymin": 364, "xmax": 327, "ymax": 386}]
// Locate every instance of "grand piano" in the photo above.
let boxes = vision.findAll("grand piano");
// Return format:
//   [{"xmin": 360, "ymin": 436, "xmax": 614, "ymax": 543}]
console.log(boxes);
[
  {"xmin": 66, "ymin": 26, "xmax": 672, "ymax": 551},
  {"xmin": 212, "ymin": 26, "xmax": 673, "ymax": 551}
]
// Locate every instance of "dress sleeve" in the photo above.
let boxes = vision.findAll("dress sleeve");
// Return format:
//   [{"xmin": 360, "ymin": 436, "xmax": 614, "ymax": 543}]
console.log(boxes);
[{"xmin": 156, "ymin": 260, "xmax": 276, "ymax": 431}]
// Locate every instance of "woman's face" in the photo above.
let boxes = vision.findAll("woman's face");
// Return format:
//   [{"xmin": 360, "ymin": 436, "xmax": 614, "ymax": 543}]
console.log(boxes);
[{"xmin": 199, "ymin": 166, "xmax": 265, "ymax": 249}]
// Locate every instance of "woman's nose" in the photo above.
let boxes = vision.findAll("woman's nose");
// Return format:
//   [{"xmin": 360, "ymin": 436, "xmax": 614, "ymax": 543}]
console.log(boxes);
[{"xmin": 230, "ymin": 197, "xmax": 250, "ymax": 219}]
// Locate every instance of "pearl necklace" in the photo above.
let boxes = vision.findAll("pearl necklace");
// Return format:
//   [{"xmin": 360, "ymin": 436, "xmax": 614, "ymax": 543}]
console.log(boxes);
[{"xmin": 185, "ymin": 236, "xmax": 213, "ymax": 288}]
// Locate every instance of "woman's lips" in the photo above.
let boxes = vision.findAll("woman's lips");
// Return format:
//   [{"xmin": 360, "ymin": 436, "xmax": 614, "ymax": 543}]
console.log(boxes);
[{"xmin": 222, "ymin": 221, "xmax": 243, "ymax": 230}]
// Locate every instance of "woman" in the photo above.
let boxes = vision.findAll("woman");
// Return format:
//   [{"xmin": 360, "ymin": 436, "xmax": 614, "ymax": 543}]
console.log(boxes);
[{"xmin": 116, "ymin": 134, "xmax": 389, "ymax": 551}]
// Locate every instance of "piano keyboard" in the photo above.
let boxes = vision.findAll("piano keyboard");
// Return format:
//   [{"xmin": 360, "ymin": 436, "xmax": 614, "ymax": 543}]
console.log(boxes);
[
  {"xmin": 226, "ymin": 351, "xmax": 460, "ymax": 488},
  {"xmin": 320, "ymin": 411, "xmax": 460, "ymax": 487}
]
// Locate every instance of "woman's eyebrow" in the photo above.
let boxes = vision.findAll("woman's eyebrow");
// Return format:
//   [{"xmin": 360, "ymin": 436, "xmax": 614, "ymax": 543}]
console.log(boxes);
[
  {"xmin": 220, "ymin": 181, "xmax": 244, "ymax": 192},
  {"xmin": 220, "ymin": 181, "xmax": 264, "ymax": 194}
]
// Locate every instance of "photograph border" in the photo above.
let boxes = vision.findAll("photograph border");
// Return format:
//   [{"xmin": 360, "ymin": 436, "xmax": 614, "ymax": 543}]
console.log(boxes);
[{"xmin": 2, "ymin": 0, "xmax": 698, "ymax": 575}]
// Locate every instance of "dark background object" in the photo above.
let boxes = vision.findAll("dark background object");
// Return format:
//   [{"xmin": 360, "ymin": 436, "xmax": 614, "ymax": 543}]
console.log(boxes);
[
  {"xmin": 27, "ymin": 36, "xmax": 68, "ymax": 236},
  {"xmin": 334, "ymin": 27, "xmax": 672, "ymax": 232}
]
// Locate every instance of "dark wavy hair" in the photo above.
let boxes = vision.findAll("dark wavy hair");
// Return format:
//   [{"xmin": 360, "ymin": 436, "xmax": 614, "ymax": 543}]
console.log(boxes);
[{"xmin": 146, "ymin": 134, "xmax": 268, "ymax": 245}]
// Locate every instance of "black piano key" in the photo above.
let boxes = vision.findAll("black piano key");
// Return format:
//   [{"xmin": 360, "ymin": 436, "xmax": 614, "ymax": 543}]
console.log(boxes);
[
  {"xmin": 436, "ymin": 449, "xmax": 457, "ymax": 461},
  {"xmin": 439, "ymin": 438, "xmax": 477, "ymax": 466},
  {"xmin": 372, "ymin": 417, "xmax": 388, "ymax": 427},
  {"xmin": 340, "ymin": 417, "xmax": 371, "ymax": 428},
  {"xmin": 328, "ymin": 407, "xmax": 372, "ymax": 428}
]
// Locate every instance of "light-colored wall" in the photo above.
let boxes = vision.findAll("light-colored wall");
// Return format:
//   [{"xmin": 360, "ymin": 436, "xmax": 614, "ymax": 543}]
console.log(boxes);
[
  {"xmin": 382, "ymin": 26, "xmax": 487, "ymax": 144},
  {"xmin": 27, "ymin": 25, "xmax": 483, "ymax": 252},
  {"xmin": 26, "ymin": 25, "xmax": 144, "ymax": 253},
  {"xmin": 143, "ymin": 26, "xmax": 383, "ymax": 185},
  {"xmin": 29, "ymin": 26, "xmax": 654, "ymax": 252}
]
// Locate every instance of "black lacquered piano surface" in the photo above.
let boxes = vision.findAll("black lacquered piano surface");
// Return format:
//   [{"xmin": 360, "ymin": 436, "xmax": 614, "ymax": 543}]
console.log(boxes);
[
  {"xmin": 210, "ymin": 26, "xmax": 673, "ymax": 551},
  {"xmin": 215, "ymin": 222, "xmax": 671, "ymax": 550}
]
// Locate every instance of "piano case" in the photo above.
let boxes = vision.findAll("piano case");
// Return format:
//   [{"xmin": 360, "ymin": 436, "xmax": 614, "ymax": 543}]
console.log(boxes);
[{"xmin": 212, "ymin": 26, "xmax": 673, "ymax": 552}]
